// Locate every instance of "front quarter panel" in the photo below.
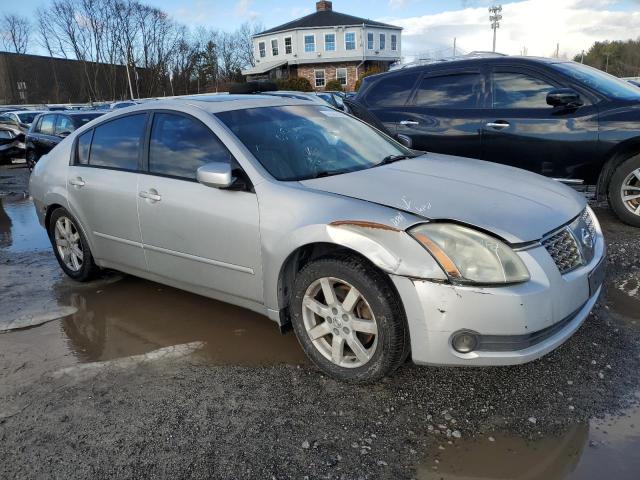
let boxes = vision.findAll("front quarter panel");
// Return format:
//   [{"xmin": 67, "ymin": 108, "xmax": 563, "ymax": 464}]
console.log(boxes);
[{"xmin": 256, "ymin": 181, "xmax": 447, "ymax": 312}]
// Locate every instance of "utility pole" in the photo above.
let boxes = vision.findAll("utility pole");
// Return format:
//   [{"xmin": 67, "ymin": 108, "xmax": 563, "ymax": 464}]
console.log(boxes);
[
  {"xmin": 580, "ymin": 50, "xmax": 584, "ymax": 63},
  {"xmin": 489, "ymin": 5, "xmax": 502, "ymax": 53},
  {"xmin": 605, "ymin": 52, "xmax": 610, "ymax": 72},
  {"xmin": 555, "ymin": 43, "xmax": 559, "ymax": 58},
  {"xmin": 453, "ymin": 37, "xmax": 457, "ymax": 57}
]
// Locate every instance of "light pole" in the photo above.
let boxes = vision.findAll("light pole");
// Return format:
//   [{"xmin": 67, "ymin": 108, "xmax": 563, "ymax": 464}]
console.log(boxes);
[{"xmin": 489, "ymin": 5, "xmax": 502, "ymax": 53}]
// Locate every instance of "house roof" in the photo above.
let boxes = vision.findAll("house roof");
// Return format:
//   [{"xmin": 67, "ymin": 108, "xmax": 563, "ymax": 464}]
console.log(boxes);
[{"xmin": 256, "ymin": 10, "xmax": 401, "ymax": 36}]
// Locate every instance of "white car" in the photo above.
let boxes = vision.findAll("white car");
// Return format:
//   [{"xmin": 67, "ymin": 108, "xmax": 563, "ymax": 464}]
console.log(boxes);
[{"xmin": 29, "ymin": 95, "xmax": 606, "ymax": 382}]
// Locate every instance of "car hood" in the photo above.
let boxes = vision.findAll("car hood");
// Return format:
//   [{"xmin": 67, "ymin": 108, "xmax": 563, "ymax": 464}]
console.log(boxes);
[{"xmin": 299, "ymin": 154, "xmax": 586, "ymax": 243}]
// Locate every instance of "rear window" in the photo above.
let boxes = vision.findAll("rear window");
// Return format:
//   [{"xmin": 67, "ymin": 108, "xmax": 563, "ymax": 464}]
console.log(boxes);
[
  {"xmin": 363, "ymin": 72, "xmax": 419, "ymax": 107},
  {"xmin": 88, "ymin": 114, "xmax": 145, "ymax": 170},
  {"xmin": 414, "ymin": 73, "xmax": 484, "ymax": 108}
]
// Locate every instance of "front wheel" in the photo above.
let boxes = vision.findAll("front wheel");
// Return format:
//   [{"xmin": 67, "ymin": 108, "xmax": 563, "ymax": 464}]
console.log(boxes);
[
  {"xmin": 48, "ymin": 207, "xmax": 99, "ymax": 281},
  {"xmin": 26, "ymin": 150, "xmax": 38, "ymax": 172},
  {"xmin": 609, "ymin": 155, "xmax": 640, "ymax": 227},
  {"xmin": 291, "ymin": 256, "xmax": 408, "ymax": 383}
]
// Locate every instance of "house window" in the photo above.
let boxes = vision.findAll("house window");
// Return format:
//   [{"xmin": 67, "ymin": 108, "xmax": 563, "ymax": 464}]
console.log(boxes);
[
  {"xmin": 367, "ymin": 32, "xmax": 374, "ymax": 50},
  {"xmin": 379, "ymin": 34, "xmax": 386, "ymax": 50},
  {"xmin": 285, "ymin": 37, "xmax": 292, "ymax": 54},
  {"xmin": 314, "ymin": 70, "xmax": 325, "ymax": 87},
  {"xmin": 258, "ymin": 42, "xmax": 266, "ymax": 58},
  {"xmin": 304, "ymin": 35, "xmax": 315, "ymax": 53},
  {"xmin": 271, "ymin": 39, "xmax": 279, "ymax": 56},
  {"xmin": 325, "ymin": 33, "xmax": 336, "ymax": 52},
  {"xmin": 336, "ymin": 68, "xmax": 347, "ymax": 86},
  {"xmin": 345, "ymin": 32, "xmax": 356, "ymax": 50},
  {"xmin": 391, "ymin": 34, "xmax": 397, "ymax": 51}
]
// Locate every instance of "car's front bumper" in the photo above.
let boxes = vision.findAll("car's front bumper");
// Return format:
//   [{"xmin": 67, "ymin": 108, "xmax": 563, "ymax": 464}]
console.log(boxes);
[
  {"xmin": 0, "ymin": 140, "xmax": 25, "ymax": 156},
  {"xmin": 391, "ymin": 228, "xmax": 605, "ymax": 367}
]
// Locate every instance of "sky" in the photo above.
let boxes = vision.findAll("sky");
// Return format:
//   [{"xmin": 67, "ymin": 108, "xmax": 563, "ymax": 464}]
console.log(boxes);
[{"xmin": 6, "ymin": 0, "xmax": 640, "ymax": 59}]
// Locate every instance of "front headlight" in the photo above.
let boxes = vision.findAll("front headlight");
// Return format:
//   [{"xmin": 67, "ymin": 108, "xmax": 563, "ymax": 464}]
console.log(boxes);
[{"xmin": 409, "ymin": 223, "xmax": 530, "ymax": 285}]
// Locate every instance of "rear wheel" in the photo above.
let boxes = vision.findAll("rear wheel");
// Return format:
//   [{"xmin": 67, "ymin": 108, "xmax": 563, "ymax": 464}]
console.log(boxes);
[
  {"xmin": 26, "ymin": 150, "xmax": 38, "ymax": 171},
  {"xmin": 291, "ymin": 256, "xmax": 408, "ymax": 383},
  {"xmin": 608, "ymin": 155, "xmax": 640, "ymax": 227},
  {"xmin": 48, "ymin": 207, "xmax": 99, "ymax": 281}
]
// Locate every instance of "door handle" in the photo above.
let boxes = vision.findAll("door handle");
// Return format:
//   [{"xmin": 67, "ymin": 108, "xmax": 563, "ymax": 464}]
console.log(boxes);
[
  {"xmin": 69, "ymin": 177, "xmax": 85, "ymax": 187},
  {"xmin": 139, "ymin": 190, "xmax": 162, "ymax": 202},
  {"xmin": 399, "ymin": 120, "xmax": 419, "ymax": 126},
  {"xmin": 486, "ymin": 121, "xmax": 510, "ymax": 130}
]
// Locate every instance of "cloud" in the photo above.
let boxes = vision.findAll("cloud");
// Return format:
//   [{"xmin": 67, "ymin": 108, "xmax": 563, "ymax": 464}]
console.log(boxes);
[
  {"xmin": 235, "ymin": 0, "xmax": 260, "ymax": 20},
  {"xmin": 389, "ymin": 0, "xmax": 408, "ymax": 9},
  {"xmin": 380, "ymin": 0, "xmax": 640, "ymax": 60}
]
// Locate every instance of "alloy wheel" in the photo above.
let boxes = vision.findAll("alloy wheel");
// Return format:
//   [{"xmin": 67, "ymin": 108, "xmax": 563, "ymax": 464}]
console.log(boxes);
[
  {"xmin": 621, "ymin": 168, "xmax": 640, "ymax": 216},
  {"xmin": 54, "ymin": 216, "xmax": 84, "ymax": 272},
  {"xmin": 302, "ymin": 277, "xmax": 378, "ymax": 368}
]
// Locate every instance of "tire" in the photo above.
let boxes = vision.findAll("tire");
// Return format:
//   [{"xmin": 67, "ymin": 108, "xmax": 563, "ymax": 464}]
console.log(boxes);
[
  {"xmin": 608, "ymin": 154, "xmax": 640, "ymax": 227},
  {"xmin": 291, "ymin": 255, "xmax": 408, "ymax": 383},
  {"xmin": 48, "ymin": 207, "xmax": 99, "ymax": 281},
  {"xmin": 26, "ymin": 150, "xmax": 38, "ymax": 171}
]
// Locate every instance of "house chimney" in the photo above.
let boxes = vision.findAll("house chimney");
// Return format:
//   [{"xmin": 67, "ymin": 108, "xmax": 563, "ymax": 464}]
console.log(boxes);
[{"xmin": 316, "ymin": 1, "xmax": 332, "ymax": 12}]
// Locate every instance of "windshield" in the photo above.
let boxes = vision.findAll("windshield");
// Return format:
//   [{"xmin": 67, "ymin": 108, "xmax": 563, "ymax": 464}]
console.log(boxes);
[
  {"xmin": 17, "ymin": 112, "xmax": 39, "ymax": 124},
  {"xmin": 216, "ymin": 105, "xmax": 410, "ymax": 181},
  {"xmin": 553, "ymin": 62, "xmax": 640, "ymax": 101}
]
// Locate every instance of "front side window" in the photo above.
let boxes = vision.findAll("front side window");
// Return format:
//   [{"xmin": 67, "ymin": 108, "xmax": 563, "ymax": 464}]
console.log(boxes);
[
  {"xmin": 39, "ymin": 115, "xmax": 56, "ymax": 135},
  {"xmin": 364, "ymin": 72, "xmax": 419, "ymax": 107},
  {"xmin": 216, "ymin": 105, "xmax": 411, "ymax": 181},
  {"xmin": 259, "ymin": 42, "xmax": 266, "ymax": 58},
  {"xmin": 304, "ymin": 35, "xmax": 315, "ymax": 53},
  {"xmin": 55, "ymin": 115, "xmax": 74, "ymax": 135},
  {"xmin": 324, "ymin": 33, "xmax": 335, "ymax": 52},
  {"xmin": 89, "ymin": 114, "xmax": 145, "ymax": 170},
  {"xmin": 367, "ymin": 32, "xmax": 374, "ymax": 50},
  {"xmin": 336, "ymin": 68, "xmax": 347, "ymax": 86},
  {"xmin": 76, "ymin": 129, "xmax": 93, "ymax": 165},
  {"xmin": 379, "ymin": 34, "xmax": 386, "ymax": 50},
  {"xmin": 315, "ymin": 70, "xmax": 325, "ymax": 87},
  {"xmin": 415, "ymin": 73, "xmax": 483, "ymax": 108},
  {"xmin": 492, "ymin": 72, "xmax": 555, "ymax": 108},
  {"xmin": 149, "ymin": 113, "xmax": 231, "ymax": 180},
  {"xmin": 284, "ymin": 37, "xmax": 292, "ymax": 54},
  {"xmin": 345, "ymin": 32, "xmax": 356, "ymax": 51},
  {"xmin": 271, "ymin": 39, "xmax": 278, "ymax": 56},
  {"xmin": 391, "ymin": 34, "xmax": 397, "ymax": 51}
]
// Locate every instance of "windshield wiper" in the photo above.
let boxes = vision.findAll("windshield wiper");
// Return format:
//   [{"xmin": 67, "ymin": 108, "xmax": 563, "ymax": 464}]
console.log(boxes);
[
  {"xmin": 306, "ymin": 168, "xmax": 354, "ymax": 179},
  {"xmin": 376, "ymin": 154, "xmax": 414, "ymax": 167}
]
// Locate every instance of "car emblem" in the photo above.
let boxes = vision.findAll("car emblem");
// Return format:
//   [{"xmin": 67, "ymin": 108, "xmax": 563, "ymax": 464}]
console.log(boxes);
[{"xmin": 581, "ymin": 228, "xmax": 593, "ymax": 249}]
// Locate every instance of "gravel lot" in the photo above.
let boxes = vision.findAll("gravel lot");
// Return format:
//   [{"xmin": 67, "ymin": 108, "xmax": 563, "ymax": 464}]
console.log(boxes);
[{"xmin": 1, "ymin": 163, "xmax": 639, "ymax": 479}]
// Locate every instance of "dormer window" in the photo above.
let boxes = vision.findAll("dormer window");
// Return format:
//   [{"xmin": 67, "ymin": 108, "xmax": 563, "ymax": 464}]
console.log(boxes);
[
  {"xmin": 304, "ymin": 35, "xmax": 315, "ymax": 53},
  {"xmin": 345, "ymin": 32, "xmax": 356, "ymax": 51},
  {"xmin": 325, "ymin": 33, "xmax": 336, "ymax": 52}
]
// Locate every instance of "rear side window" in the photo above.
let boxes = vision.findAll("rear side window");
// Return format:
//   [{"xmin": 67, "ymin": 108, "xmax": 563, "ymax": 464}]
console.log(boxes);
[
  {"xmin": 76, "ymin": 129, "xmax": 93, "ymax": 165},
  {"xmin": 492, "ymin": 72, "xmax": 555, "ymax": 108},
  {"xmin": 149, "ymin": 113, "xmax": 231, "ymax": 180},
  {"xmin": 364, "ymin": 72, "xmax": 418, "ymax": 107},
  {"xmin": 40, "ymin": 115, "xmax": 56, "ymax": 135},
  {"xmin": 414, "ymin": 73, "xmax": 483, "ymax": 108},
  {"xmin": 55, "ymin": 115, "xmax": 74, "ymax": 135},
  {"xmin": 89, "ymin": 114, "xmax": 145, "ymax": 170}
]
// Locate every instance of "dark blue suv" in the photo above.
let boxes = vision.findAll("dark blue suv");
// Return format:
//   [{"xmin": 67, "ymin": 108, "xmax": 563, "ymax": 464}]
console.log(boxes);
[{"xmin": 355, "ymin": 56, "xmax": 640, "ymax": 227}]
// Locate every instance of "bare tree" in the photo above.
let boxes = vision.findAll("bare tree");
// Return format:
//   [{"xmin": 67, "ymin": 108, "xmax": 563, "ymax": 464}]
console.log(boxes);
[{"xmin": 1, "ymin": 14, "xmax": 30, "ymax": 54}]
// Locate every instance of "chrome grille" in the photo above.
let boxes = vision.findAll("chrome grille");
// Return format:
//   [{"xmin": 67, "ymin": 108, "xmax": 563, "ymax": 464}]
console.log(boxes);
[{"xmin": 542, "ymin": 228, "xmax": 583, "ymax": 274}]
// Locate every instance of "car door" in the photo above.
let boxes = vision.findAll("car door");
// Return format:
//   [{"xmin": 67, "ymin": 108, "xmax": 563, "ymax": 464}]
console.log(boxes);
[
  {"xmin": 394, "ymin": 68, "xmax": 489, "ymax": 158},
  {"xmin": 481, "ymin": 67, "xmax": 600, "ymax": 180},
  {"xmin": 66, "ymin": 113, "xmax": 148, "ymax": 273},
  {"xmin": 137, "ymin": 111, "xmax": 262, "ymax": 303}
]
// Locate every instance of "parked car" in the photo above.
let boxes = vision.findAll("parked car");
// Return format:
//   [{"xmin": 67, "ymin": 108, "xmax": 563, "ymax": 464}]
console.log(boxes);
[
  {"xmin": 316, "ymin": 91, "xmax": 347, "ymax": 111},
  {"xmin": 354, "ymin": 56, "xmax": 640, "ymax": 227},
  {"xmin": 0, "ymin": 123, "xmax": 25, "ymax": 164},
  {"xmin": 0, "ymin": 110, "xmax": 45, "ymax": 131},
  {"xmin": 30, "ymin": 95, "xmax": 605, "ymax": 382},
  {"xmin": 25, "ymin": 111, "xmax": 104, "ymax": 171}
]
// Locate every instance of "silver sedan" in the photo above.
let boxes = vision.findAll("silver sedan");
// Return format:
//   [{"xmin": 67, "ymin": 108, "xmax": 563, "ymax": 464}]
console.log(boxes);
[{"xmin": 29, "ymin": 95, "xmax": 606, "ymax": 382}]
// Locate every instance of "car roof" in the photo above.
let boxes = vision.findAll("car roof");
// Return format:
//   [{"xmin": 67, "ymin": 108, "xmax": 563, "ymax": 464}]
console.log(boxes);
[
  {"xmin": 7, "ymin": 110, "xmax": 46, "ymax": 115},
  {"xmin": 383, "ymin": 55, "xmax": 571, "ymax": 75}
]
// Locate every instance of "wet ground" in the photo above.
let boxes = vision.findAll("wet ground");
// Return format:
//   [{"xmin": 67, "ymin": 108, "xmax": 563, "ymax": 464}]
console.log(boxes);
[{"xmin": 1, "ymin": 164, "xmax": 640, "ymax": 479}]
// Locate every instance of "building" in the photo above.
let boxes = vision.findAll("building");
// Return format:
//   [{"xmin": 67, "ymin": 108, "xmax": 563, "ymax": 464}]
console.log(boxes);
[{"xmin": 242, "ymin": 1, "xmax": 402, "ymax": 91}]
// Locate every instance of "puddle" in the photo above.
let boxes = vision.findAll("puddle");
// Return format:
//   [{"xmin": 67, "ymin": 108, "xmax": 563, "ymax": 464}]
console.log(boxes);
[
  {"xmin": 0, "ymin": 194, "xmax": 51, "ymax": 252},
  {"xmin": 605, "ymin": 272, "xmax": 640, "ymax": 323},
  {"xmin": 417, "ymin": 403, "xmax": 640, "ymax": 480}
]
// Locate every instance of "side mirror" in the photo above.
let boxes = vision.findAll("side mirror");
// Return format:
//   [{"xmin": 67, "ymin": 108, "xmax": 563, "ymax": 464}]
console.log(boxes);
[
  {"xmin": 396, "ymin": 134, "xmax": 413, "ymax": 149},
  {"xmin": 546, "ymin": 88, "xmax": 583, "ymax": 108},
  {"xmin": 197, "ymin": 162, "xmax": 234, "ymax": 189}
]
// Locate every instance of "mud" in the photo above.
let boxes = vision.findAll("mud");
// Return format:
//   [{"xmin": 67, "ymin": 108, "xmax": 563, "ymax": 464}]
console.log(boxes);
[{"xmin": 1, "ymin": 165, "xmax": 640, "ymax": 479}]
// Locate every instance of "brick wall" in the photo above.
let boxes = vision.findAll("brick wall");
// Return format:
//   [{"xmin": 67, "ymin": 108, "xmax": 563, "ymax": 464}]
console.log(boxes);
[{"xmin": 296, "ymin": 62, "xmax": 362, "ymax": 92}]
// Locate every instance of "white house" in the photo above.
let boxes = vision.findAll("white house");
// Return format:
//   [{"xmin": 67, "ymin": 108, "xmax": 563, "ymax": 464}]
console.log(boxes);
[{"xmin": 242, "ymin": 1, "xmax": 402, "ymax": 91}]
